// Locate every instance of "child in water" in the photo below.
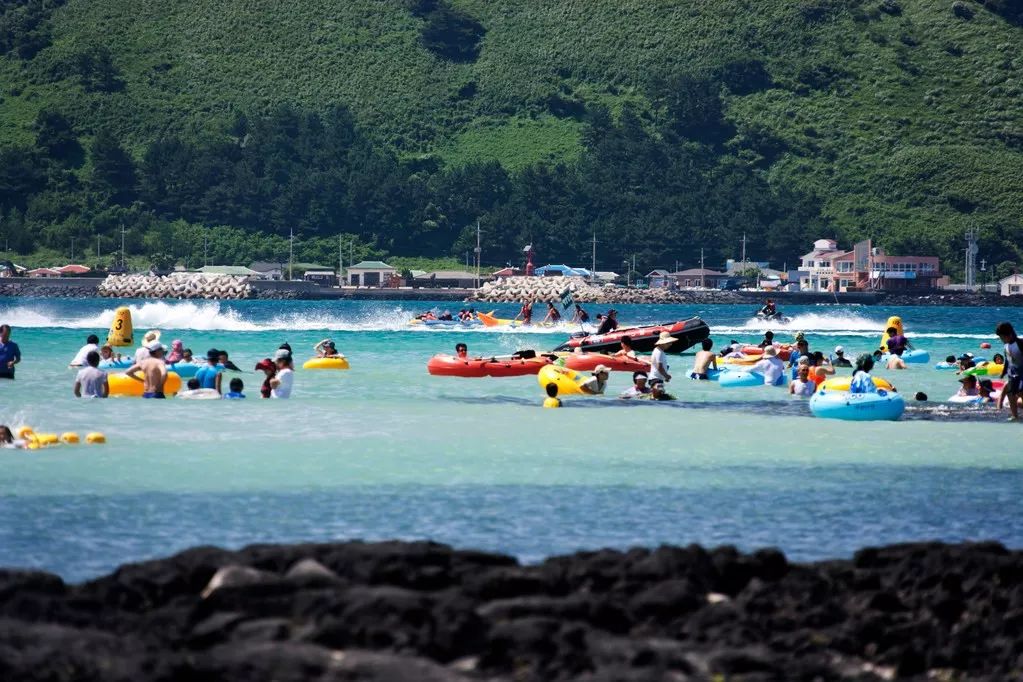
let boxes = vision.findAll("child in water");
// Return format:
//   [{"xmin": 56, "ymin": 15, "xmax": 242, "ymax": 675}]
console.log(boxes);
[
  {"xmin": 543, "ymin": 383, "xmax": 561, "ymax": 408},
  {"xmin": 223, "ymin": 377, "xmax": 245, "ymax": 399},
  {"xmin": 850, "ymin": 354, "xmax": 878, "ymax": 394}
]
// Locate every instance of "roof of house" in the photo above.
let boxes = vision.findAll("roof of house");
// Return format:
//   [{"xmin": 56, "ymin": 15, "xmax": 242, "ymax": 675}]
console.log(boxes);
[
  {"xmin": 197, "ymin": 265, "xmax": 259, "ymax": 276},
  {"xmin": 415, "ymin": 270, "xmax": 481, "ymax": 280},
  {"xmin": 28, "ymin": 267, "xmax": 62, "ymax": 276},
  {"xmin": 348, "ymin": 260, "xmax": 394, "ymax": 270},
  {"xmin": 57, "ymin": 264, "xmax": 91, "ymax": 274},
  {"xmin": 647, "ymin": 269, "xmax": 671, "ymax": 277},
  {"xmin": 408, "ymin": 270, "xmax": 428, "ymax": 278},
  {"xmin": 593, "ymin": 271, "xmax": 619, "ymax": 280},
  {"xmin": 673, "ymin": 268, "xmax": 727, "ymax": 276},
  {"xmin": 303, "ymin": 270, "xmax": 336, "ymax": 276},
  {"xmin": 534, "ymin": 264, "xmax": 590, "ymax": 277},
  {"xmin": 492, "ymin": 267, "xmax": 521, "ymax": 277},
  {"xmin": 249, "ymin": 261, "xmax": 283, "ymax": 272},
  {"xmin": 1000, "ymin": 273, "xmax": 1023, "ymax": 282},
  {"xmin": 800, "ymin": 249, "xmax": 847, "ymax": 262}
]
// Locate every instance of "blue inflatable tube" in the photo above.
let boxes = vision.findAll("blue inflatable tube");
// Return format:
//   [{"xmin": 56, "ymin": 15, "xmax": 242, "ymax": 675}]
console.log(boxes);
[
  {"xmin": 934, "ymin": 362, "xmax": 957, "ymax": 370},
  {"xmin": 98, "ymin": 359, "xmax": 132, "ymax": 369},
  {"xmin": 688, "ymin": 368, "xmax": 723, "ymax": 381},
  {"xmin": 167, "ymin": 362, "xmax": 201, "ymax": 378},
  {"xmin": 809, "ymin": 389, "xmax": 906, "ymax": 421},
  {"xmin": 421, "ymin": 319, "xmax": 481, "ymax": 328},
  {"xmin": 719, "ymin": 370, "xmax": 765, "ymax": 388}
]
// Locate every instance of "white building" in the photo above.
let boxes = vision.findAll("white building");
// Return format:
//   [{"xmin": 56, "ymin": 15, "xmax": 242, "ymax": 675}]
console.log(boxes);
[
  {"xmin": 798, "ymin": 239, "xmax": 846, "ymax": 292},
  {"xmin": 346, "ymin": 260, "xmax": 396, "ymax": 287},
  {"xmin": 1000, "ymin": 274, "xmax": 1023, "ymax": 296}
]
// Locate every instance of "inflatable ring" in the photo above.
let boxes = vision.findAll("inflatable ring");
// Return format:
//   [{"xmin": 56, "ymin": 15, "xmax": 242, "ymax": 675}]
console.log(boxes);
[
  {"xmin": 963, "ymin": 362, "xmax": 1004, "ymax": 378},
  {"xmin": 536, "ymin": 365, "xmax": 589, "ymax": 396},
  {"xmin": 820, "ymin": 376, "xmax": 894, "ymax": 392},
  {"xmin": 107, "ymin": 372, "xmax": 183, "ymax": 397},
  {"xmin": 302, "ymin": 356, "xmax": 350, "ymax": 370},
  {"xmin": 810, "ymin": 389, "xmax": 906, "ymax": 421}
]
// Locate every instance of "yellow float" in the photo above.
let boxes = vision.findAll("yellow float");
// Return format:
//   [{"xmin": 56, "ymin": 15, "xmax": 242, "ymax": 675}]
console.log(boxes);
[
  {"xmin": 879, "ymin": 316, "xmax": 903, "ymax": 352},
  {"xmin": 302, "ymin": 356, "xmax": 350, "ymax": 370},
  {"xmin": 15, "ymin": 425, "xmax": 34, "ymax": 439},
  {"xmin": 107, "ymin": 372, "xmax": 182, "ymax": 397},
  {"xmin": 543, "ymin": 397, "xmax": 561, "ymax": 408},
  {"xmin": 537, "ymin": 365, "xmax": 589, "ymax": 396},
  {"xmin": 107, "ymin": 306, "xmax": 134, "ymax": 347},
  {"xmin": 60, "ymin": 432, "xmax": 80, "ymax": 444},
  {"xmin": 717, "ymin": 354, "xmax": 761, "ymax": 366},
  {"xmin": 85, "ymin": 432, "xmax": 106, "ymax": 444},
  {"xmin": 36, "ymin": 433, "xmax": 59, "ymax": 446},
  {"xmin": 820, "ymin": 375, "xmax": 894, "ymax": 392}
]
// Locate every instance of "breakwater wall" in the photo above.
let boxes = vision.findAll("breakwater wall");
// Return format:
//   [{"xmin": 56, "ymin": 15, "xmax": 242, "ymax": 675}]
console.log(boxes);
[
  {"xmin": 0, "ymin": 540, "xmax": 1018, "ymax": 681},
  {"xmin": 97, "ymin": 274, "xmax": 251, "ymax": 299}
]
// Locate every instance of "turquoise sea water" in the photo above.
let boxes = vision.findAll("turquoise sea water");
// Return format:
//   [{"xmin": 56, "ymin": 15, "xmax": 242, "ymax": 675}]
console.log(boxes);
[{"xmin": 1, "ymin": 297, "xmax": 1020, "ymax": 581}]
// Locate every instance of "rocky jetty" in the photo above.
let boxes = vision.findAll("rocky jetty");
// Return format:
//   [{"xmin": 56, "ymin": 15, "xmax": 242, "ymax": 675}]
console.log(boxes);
[
  {"xmin": 472, "ymin": 276, "xmax": 745, "ymax": 305},
  {"xmin": 0, "ymin": 279, "xmax": 98, "ymax": 298},
  {"xmin": 98, "ymin": 274, "xmax": 252, "ymax": 299},
  {"xmin": 1, "ymin": 540, "xmax": 1021, "ymax": 680}
]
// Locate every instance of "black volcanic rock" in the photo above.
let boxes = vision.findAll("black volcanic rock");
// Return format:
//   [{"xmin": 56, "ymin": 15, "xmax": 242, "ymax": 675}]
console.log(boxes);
[{"xmin": 2, "ymin": 540, "xmax": 1023, "ymax": 680}]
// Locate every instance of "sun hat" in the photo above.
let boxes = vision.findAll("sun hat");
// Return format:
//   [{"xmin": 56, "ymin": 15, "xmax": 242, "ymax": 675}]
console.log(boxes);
[
  {"xmin": 654, "ymin": 332, "xmax": 676, "ymax": 347},
  {"xmin": 143, "ymin": 330, "xmax": 161, "ymax": 344},
  {"xmin": 273, "ymin": 348, "xmax": 292, "ymax": 361},
  {"xmin": 763, "ymin": 346, "xmax": 778, "ymax": 357},
  {"xmin": 254, "ymin": 358, "xmax": 274, "ymax": 371},
  {"xmin": 834, "ymin": 345, "xmax": 844, "ymax": 354},
  {"xmin": 593, "ymin": 364, "xmax": 610, "ymax": 375}
]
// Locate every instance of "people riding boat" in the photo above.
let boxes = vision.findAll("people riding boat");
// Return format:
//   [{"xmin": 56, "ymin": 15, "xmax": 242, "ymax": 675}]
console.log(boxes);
[
  {"xmin": 314, "ymin": 339, "xmax": 341, "ymax": 358},
  {"xmin": 515, "ymin": 300, "xmax": 533, "ymax": 326},
  {"xmin": 542, "ymin": 302, "xmax": 562, "ymax": 325},
  {"xmin": 614, "ymin": 335, "xmax": 639, "ymax": 360},
  {"xmin": 417, "ymin": 311, "xmax": 437, "ymax": 321},
  {"xmin": 620, "ymin": 371, "xmax": 651, "ymax": 399},
  {"xmin": 580, "ymin": 365, "xmax": 610, "ymax": 395},
  {"xmin": 690, "ymin": 339, "xmax": 718, "ymax": 380},
  {"xmin": 437, "ymin": 311, "xmax": 454, "ymax": 321},
  {"xmin": 455, "ymin": 343, "xmax": 469, "ymax": 360},
  {"xmin": 757, "ymin": 331, "xmax": 775, "ymax": 349},
  {"xmin": 595, "ymin": 309, "xmax": 619, "ymax": 335},
  {"xmin": 572, "ymin": 304, "xmax": 590, "ymax": 324}
]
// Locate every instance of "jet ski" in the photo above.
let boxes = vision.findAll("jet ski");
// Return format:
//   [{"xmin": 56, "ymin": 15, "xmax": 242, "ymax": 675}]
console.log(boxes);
[{"xmin": 755, "ymin": 311, "xmax": 790, "ymax": 324}]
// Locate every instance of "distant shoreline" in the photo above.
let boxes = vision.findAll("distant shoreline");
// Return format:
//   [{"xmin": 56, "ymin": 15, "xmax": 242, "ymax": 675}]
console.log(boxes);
[{"xmin": 0, "ymin": 276, "xmax": 1020, "ymax": 306}]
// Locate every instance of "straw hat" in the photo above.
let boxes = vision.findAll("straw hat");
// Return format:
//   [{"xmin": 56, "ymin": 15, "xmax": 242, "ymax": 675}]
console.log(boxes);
[
  {"xmin": 593, "ymin": 364, "xmax": 610, "ymax": 375},
  {"xmin": 654, "ymin": 332, "xmax": 676, "ymax": 348}
]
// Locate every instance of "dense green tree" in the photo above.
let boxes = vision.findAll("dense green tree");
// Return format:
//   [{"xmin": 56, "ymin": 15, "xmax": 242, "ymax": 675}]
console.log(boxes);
[{"xmin": 89, "ymin": 130, "xmax": 135, "ymax": 204}]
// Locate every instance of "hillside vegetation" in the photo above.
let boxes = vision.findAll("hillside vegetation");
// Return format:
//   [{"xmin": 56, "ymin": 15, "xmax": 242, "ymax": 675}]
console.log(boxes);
[{"xmin": 0, "ymin": 0, "xmax": 1021, "ymax": 276}]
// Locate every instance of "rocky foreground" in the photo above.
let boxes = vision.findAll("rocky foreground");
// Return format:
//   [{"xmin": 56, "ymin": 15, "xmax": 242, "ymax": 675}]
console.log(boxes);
[{"xmin": 2, "ymin": 541, "xmax": 1021, "ymax": 681}]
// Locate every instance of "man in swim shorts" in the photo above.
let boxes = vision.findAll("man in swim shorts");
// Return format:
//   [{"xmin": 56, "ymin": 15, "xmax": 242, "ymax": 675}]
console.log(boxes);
[
  {"xmin": 690, "ymin": 338, "xmax": 717, "ymax": 380},
  {"xmin": 996, "ymin": 321, "xmax": 1022, "ymax": 422},
  {"xmin": 126, "ymin": 341, "xmax": 168, "ymax": 398}
]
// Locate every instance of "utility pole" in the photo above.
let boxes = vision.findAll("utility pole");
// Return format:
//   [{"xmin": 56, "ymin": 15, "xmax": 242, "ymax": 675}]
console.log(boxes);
[
  {"xmin": 349, "ymin": 239, "xmax": 354, "ymax": 286},
  {"xmin": 96, "ymin": 234, "xmax": 100, "ymax": 260},
  {"xmin": 288, "ymin": 227, "xmax": 294, "ymax": 281},
  {"xmin": 965, "ymin": 229, "xmax": 978, "ymax": 288},
  {"xmin": 120, "ymin": 223, "xmax": 126, "ymax": 269},
  {"xmin": 740, "ymin": 233, "xmax": 748, "ymax": 271},
  {"xmin": 203, "ymin": 226, "xmax": 209, "ymax": 266},
  {"xmin": 474, "ymin": 220, "xmax": 481, "ymax": 289},
  {"xmin": 591, "ymin": 233, "xmax": 597, "ymax": 274},
  {"xmin": 980, "ymin": 258, "xmax": 988, "ymax": 292},
  {"xmin": 700, "ymin": 248, "xmax": 705, "ymax": 288},
  {"xmin": 70, "ymin": 237, "xmax": 76, "ymax": 263},
  {"xmin": 338, "ymin": 234, "xmax": 343, "ymax": 287},
  {"xmin": 623, "ymin": 259, "xmax": 630, "ymax": 287},
  {"xmin": 632, "ymin": 254, "xmax": 636, "ymax": 285}
]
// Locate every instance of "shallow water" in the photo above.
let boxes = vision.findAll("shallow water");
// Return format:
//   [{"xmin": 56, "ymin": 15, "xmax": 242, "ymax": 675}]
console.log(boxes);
[{"xmin": 0, "ymin": 297, "xmax": 1020, "ymax": 581}]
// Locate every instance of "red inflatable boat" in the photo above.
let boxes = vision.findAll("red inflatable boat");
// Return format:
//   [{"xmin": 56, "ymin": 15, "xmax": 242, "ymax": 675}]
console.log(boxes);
[
  {"xmin": 562, "ymin": 353, "xmax": 650, "ymax": 373},
  {"xmin": 427, "ymin": 352, "xmax": 553, "ymax": 378},
  {"xmin": 552, "ymin": 317, "xmax": 710, "ymax": 354}
]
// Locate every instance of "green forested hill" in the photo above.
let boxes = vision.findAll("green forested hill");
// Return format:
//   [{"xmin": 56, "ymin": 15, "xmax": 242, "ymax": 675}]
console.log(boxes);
[{"xmin": 1, "ymin": 0, "xmax": 1021, "ymax": 275}]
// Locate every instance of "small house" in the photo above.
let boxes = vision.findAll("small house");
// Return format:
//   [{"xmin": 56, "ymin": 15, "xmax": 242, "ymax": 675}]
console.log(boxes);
[
  {"xmin": 1000, "ymin": 274, "xmax": 1023, "ymax": 297},
  {"xmin": 303, "ymin": 270, "xmax": 338, "ymax": 286},
  {"xmin": 346, "ymin": 260, "xmax": 396, "ymax": 287}
]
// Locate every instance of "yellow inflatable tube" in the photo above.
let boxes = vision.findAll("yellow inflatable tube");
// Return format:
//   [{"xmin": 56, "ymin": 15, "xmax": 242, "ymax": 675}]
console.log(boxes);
[
  {"xmin": 302, "ymin": 356, "xmax": 350, "ymax": 370},
  {"xmin": 821, "ymin": 375, "xmax": 894, "ymax": 392},
  {"xmin": 880, "ymin": 316, "xmax": 904, "ymax": 352},
  {"xmin": 107, "ymin": 372, "xmax": 182, "ymax": 397},
  {"xmin": 717, "ymin": 355, "xmax": 760, "ymax": 366},
  {"xmin": 537, "ymin": 365, "xmax": 588, "ymax": 396}
]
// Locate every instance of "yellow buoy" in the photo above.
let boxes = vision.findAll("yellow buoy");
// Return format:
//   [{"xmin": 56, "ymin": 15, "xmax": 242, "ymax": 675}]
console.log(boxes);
[
  {"xmin": 85, "ymin": 432, "xmax": 106, "ymax": 444},
  {"xmin": 37, "ymin": 433, "xmax": 59, "ymax": 446},
  {"xmin": 15, "ymin": 426, "xmax": 34, "ymax": 439},
  {"xmin": 61, "ymin": 432, "xmax": 80, "ymax": 444},
  {"xmin": 107, "ymin": 306, "xmax": 134, "ymax": 347}
]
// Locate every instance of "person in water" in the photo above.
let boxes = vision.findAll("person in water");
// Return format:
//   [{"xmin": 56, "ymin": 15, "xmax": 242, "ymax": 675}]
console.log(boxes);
[
  {"xmin": 270, "ymin": 349, "xmax": 294, "ymax": 399},
  {"xmin": 516, "ymin": 300, "xmax": 533, "ymax": 325},
  {"xmin": 218, "ymin": 350, "xmax": 241, "ymax": 372},
  {"xmin": 757, "ymin": 331, "xmax": 775, "ymax": 349},
  {"xmin": 614, "ymin": 335, "xmax": 639, "ymax": 360},
  {"xmin": 314, "ymin": 339, "xmax": 341, "ymax": 358},
  {"xmin": 572, "ymin": 304, "xmax": 590, "ymax": 324},
  {"xmin": 832, "ymin": 346, "xmax": 852, "ymax": 368},
  {"xmin": 543, "ymin": 383, "xmax": 562, "ymax": 408},
  {"xmin": 956, "ymin": 353, "xmax": 976, "ymax": 374},
  {"xmin": 885, "ymin": 326, "xmax": 912, "ymax": 356},
  {"xmin": 454, "ymin": 342, "xmax": 469, "ymax": 360},
  {"xmin": 957, "ymin": 375, "xmax": 980, "ymax": 399},
  {"xmin": 595, "ymin": 309, "xmax": 619, "ymax": 335},
  {"xmin": 808, "ymin": 351, "xmax": 836, "ymax": 385},
  {"xmin": 996, "ymin": 321, "xmax": 1022, "ymax": 421},
  {"xmin": 0, "ymin": 324, "xmax": 21, "ymax": 380},
  {"xmin": 620, "ymin": 371, "xmax": 651, "ymax": 399},
  {"xmin": 690, "ymin": 338, "xmax": 717, "ymax": 380},
  {"xmin": 125, "ymin": 341, "xmax": 169, "ymax": 398},
  {"xmin": 644, "ymin": 378, "xmax": 676, "ymax": 401},
  {"xmin": 0, "ymin": 425, "xmax": 25, "ymax": 448},
  {"xmin": 849, "ymin": 353, "xmax": 878, "ymax": 394},
  {"xmin": 254, "ymin": 358, "xmax": 276, "ymax": 399},
  {"xmin": 760, "ymin": 299, "xmax": 777, "ymax": 316},
  {"xmin": 885, "ymin": 352, "xmax": 907, "ymax": 370},
  {"xmin": 789, "ymin": 365, "xmax": 816, "ymax": 397},
  {"xmin": 580, "ymin": 365, "xmax": 610, "ymax": 395},
  {"xmin": 70, "ymin": 334, "xmax": 100, "ymax": 367},
  {"xmin": 752, "ymin": 345, "xmax": 785, "ymax": 385},
  {"xmin": 195, "ymin": 348, "xmax": 224, "ymax": 394},
  {"xmin": 788, "ymin": 338, "xmax": 809, "ymax": 380},
  {"xmin": 74, "ymin": 350, "xmax": 108, "ymax": 398},
  {"xmin": 165, "ymin": 340, "xmax": 185, "ymax": 364},
  {"xmin": 437, "ymin": 311, "xmax": 454, "ymax": 321},
  {"xmin": 649, "ymin": 332, "xmax": 674, "ymax": 383},
  {"xmin": 99, "ymin": 345, "xmax": 122, "ymax": 363},
  {"xmin": 134, "ymin": 330, "xmax": 161, "ymax": 365},
  {"xmin": 223, "ymin": 377, "xmax": 245, "ymax": 399},
  {"xmin": 542, "ymin": 302, "xmax": 562, "ymax": 325},
  {"xmin": 181, "ymin": 348, "xmax": 194, "ymax": 363}
]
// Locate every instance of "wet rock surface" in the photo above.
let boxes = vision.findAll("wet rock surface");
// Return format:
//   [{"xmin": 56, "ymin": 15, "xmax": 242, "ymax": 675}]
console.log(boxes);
[{"xmin": 1, "ymin": 540, "xmax": 1021, "ymax": 680}]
